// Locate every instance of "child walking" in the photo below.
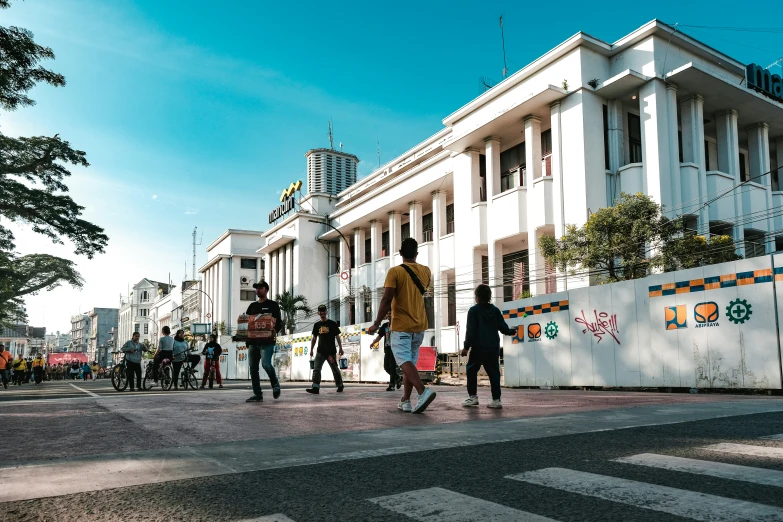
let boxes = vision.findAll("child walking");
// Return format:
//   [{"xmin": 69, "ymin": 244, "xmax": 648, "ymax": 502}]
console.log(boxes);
[{"xmin": 461, "ymin": 284, "xmax": 515, "ymax": 409}]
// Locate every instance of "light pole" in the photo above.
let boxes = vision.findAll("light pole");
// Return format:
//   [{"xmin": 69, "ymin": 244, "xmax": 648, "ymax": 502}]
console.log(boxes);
[
  {"xmin": 309, "ymin": 218, "xmax": 353, "ymax": 323},
  {"xmin": 185, "ymin": 287, "xmax": 216, "ymax": 335}
]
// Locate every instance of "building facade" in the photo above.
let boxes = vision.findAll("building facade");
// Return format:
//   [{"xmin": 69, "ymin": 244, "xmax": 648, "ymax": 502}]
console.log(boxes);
[
  {"xmin": 88, "ymin": 307, "xmax": 119, "ymax": 365},
  {"xmin": 306, "ymin": 148, "xmax": 359, "ymax": 195},
  {"xmin": 0, "ymin": 325, "xmax": 45, "ymax": 357},
  {"xmin": 70, "ymin": 314, "xmax": 91, "ymax": 354},
  {"xmin": 44, "ymin": 332, "xmax": 71, "ymax": 353},
  {"xmin": 118, "ymin": 279, "xmax": 173, "ymax": 347},
  {"xmin": 255, "ymin": 20, "xmax": 783, "ymax": 354}
]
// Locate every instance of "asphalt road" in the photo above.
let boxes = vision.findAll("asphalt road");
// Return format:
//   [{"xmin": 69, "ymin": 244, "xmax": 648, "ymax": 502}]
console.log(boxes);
[{"xmin": 2, "ymin": 380, "xmax": 783, "ymax": 521}]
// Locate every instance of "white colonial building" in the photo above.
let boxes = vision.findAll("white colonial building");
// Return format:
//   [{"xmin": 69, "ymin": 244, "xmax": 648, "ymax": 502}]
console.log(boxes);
[{"xmin": 118, "ymin": 279, "xmax": 173, "ymax": 346}]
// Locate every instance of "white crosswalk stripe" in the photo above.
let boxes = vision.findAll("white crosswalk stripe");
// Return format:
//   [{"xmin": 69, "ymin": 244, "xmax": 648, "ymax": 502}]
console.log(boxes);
[
  {"xmin": 614, "ymin": 453, "xmax": 783, "ymax": 487},
  {"xmin": 761, "ymin": 434, "xmax": 783, "ymax": 440},
  {"xmin": 704, "ymin": 443, "xmax": 783, "ymax": 459},
  {"xmin": 369, "ymin": 486, "xmax": 559, "ymax": 522},
  {"xmin": 507, "ymin": 468, "xmax": 783, "ymax": 522}
]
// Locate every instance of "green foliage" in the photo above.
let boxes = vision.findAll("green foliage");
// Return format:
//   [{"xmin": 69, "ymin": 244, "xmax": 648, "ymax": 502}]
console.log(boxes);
[
  {"xmin": 539, "ymin": 193, "xmax": 741, "ymax": 283},
  {"xmin": 275, "ymin": 291, "xmax": 313, "ymax": 334}
]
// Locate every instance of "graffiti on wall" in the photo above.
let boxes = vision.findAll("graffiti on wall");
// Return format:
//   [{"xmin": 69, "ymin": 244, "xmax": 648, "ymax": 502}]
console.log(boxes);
[{"xmin": 575, "ymin": 310, "xmax": 620, "ymax": 344}]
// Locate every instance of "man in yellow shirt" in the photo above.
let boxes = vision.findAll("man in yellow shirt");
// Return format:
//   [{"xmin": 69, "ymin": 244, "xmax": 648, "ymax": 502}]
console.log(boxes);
[
  {"xmin": 12, "ymin": 354, "xmax": 26, "ymax": 386},
  {"xmin": 368, "ymin": 238, "xmax": 436, "ymax": 414},
  {"xmin": 31, "ymin": 354, "xmax": 45, "ymax": 385}
]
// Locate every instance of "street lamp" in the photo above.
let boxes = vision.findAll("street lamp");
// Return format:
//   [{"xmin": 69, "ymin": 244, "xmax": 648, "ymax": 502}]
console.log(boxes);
[
  {"xmin": 184, "ymin": 287, "xmax": 216, "ymax": 335},
  {"xmin": 309, "ymin": 218, "xmax": 354, "ymax": 323}
]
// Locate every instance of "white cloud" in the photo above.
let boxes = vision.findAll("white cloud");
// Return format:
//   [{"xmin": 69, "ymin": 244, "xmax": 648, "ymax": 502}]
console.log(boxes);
[
  {"xmin": 184, "ymin": 209, "xmax": 199, "ymax": 215},
  {"xmin": 151, "ymin": 194, "xmax": 158, "ymax": 200}
]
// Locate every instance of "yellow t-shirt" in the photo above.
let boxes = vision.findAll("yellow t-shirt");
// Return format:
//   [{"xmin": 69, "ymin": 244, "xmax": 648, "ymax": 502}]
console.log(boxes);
[{"xmin": 384, "ymin": 262, "xmax": 432, "ymax": 333}]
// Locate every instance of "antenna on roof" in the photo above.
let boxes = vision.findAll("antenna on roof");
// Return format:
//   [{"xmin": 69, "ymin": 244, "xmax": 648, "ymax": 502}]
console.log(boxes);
[
  {"xmin": 191, "ymin": 227, "xmax": 202, "ymax": 281},
  {"xmin": 328, "ymin": 120, "xmax": 334, "ymax": 150},
  {"xmin": 499, "ymin": 15, "xmax": 508, "ymax": 79}
]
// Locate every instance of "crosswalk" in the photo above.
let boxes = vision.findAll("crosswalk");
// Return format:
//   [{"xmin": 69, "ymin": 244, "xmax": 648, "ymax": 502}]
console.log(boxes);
[{"xmin": 219, "ymin": 434, "xmax": 783, "ymax": 522}]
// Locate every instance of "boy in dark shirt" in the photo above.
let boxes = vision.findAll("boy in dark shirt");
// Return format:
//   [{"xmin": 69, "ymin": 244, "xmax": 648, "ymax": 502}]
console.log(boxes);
[
  {"xmin": 306, "ymin": 305, "xmax": 344, "ymax": 394},
  {"xmin": 245, "ymin": 281, "xmax": 284, "ymax": 402},
  {"xmin": 201, "ymin": 334, "xmax": 223, "ymax": 389},
  {"xmin": 461, "ymin": 284, "xmax": 515, "ymax": 409}
]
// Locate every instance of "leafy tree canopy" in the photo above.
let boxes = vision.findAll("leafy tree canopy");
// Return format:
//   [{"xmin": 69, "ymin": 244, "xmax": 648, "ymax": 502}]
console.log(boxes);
[{"xmin": 539, "ymin": 193, "xmax": 741, "ymax": 283}]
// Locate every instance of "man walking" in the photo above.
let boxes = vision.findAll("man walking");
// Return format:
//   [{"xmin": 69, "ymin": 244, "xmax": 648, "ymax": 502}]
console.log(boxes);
[
  {"xmin": 121, "ymin": 332, "xmax": 144, "ymax": 392},
  {"xmin": 32, "ymin": 354, "xmax": 45, "ymax": 385},
  {"xmin": 245, "ymin": 281, "xmax": 284, "ymax": 402},
  {"xmin": 368, "ymin": 238, "xmax": 436, "ymax": 414},
  {"xmin": 306, "ymin": 304, "xmax": 344, "ymax": 394},
  {"xmin": 0, "ymin": 344, "xmax": 11, "ymax": 389}
]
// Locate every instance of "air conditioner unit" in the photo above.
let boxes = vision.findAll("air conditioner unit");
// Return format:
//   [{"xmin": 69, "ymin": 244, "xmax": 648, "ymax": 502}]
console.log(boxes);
[{"xmin": 240, "ymin": 277, "xmax": 250, "ymax": 285}]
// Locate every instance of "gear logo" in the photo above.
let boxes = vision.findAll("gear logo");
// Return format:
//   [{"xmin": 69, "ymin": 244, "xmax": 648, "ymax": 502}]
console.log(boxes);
[
  {"xmin": 544, "ymin": 321, "xmax": 559, "ymax": 340},
  {"xmin": 726, "ymin": 299, "xmax": 752, "ymax": 324}
]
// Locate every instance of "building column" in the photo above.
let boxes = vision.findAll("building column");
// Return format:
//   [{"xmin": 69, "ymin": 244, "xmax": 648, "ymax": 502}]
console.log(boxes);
[
  {"xmin": 432, "ymin": 190, "xmax": 444, "ymax": 351},
  {"xmin": 639, "ymin": 79, "xmax": 676, "ymax": 210},
  {"xmin": 289, "ymin": 241, "xmax": 297, "ymax": 294},
  {"xmin": 452, "ymin": 149, "xmax": 481, "ymax": 334},
  {"xmin": 370, "ymin": 219, "xmax": 382, "ymax": 315},
  {"xmin": 775, "ymin": 137, "xmax": 783, "ymax": 192},
  {"xmin": 353, "ymin": 228, "xmax": 365, "ymax": 269},
  {"xmin": 388, "ymin": 211, "xmax": 401, "ymax": 264},
  {"xmin": 408, "ymin": 201, "xmax": 423, "ymax": 243},
  {"xmin": 354, "ymin": 228, "xmax": 366, "ymax": 313},
  {"xmin": 550, "ymin": 102, "xmax": 567, "ymax": 292},
  {"xmin": 484, "ymin": 136, "xmax": 503, "ymax": 306},
  {"xmin": 524, "ymin": 115, "xmax": 544, "ymax": 296},
  {"xmin": 747, "ymin": 122, "xmax": 774, "ymax": 253},
  {"xmin": 715, "ymin": 109, "xmax": 745, "ymax": 255},
  {"xmin": 270, "ymin": 250, "xmax": 278, "ymax": 298},
  {"xmin": 281, "ymin": 244, "xmax": 290, "ymax": 296},
  {"xmin": 339, "ymin": 235, "xmax": 351, "ymax": 326},
  {"xmin": 680, "ymin": 94, "xmax": 709, "ymax": 236},
  {"xmin": 666, "ymin": 84, "xmax": 682, "ymax": 215}
]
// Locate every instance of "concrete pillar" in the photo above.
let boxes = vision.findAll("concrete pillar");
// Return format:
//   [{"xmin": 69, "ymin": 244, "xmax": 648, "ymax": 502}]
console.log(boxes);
[
  {"xmin": 639, "ymin": 79, "xmax": 675, "ymax": 210},
  {"xmin": 550, "ymin": 102, "xmax": 567, "ymax": 292},
  {"xmin": 776, "ymin": 138, "xmax": 783, "ymax": 191},
  {"xmin": 354, "ymin": 228, "xmax": 365, "ymax": 269},
  {"xmin": 715, "ymin": 109, "xmax": 745, "ymax": 255},
  {"xmin": 747, "ymin": 122, "xmax": 774, "ymax": 253},
  {"xmin": 484, "ymin": 137, "xmax": 501, "ymax": 197},
  {"xmin": 281, "ymin": 244, "xmax": 290, "ymax": 296},
  {"xmin": 409, "ymin": 201, "xmax": 423, "ymax": 243},
  {"xmin": 452, "ymin": 149, "xmax": 480, "ymax": 336},
  {"xmin": 666, "ymin": 84, "xmax": 682, "ymax": 216},
  {"xmin": 680, "ymin": 94, "xmax": 709, "ymax": 236},
  {"xmin": 524, "ymin": 115, "xmax": 543, "ymax": 295},
  {"xmin": 432, "ymin": 190, "xmax": 443, "ymax": 351},
  {"xmin": 290, "ymin": 241, "xmax": 299, "ymax": 296},
  {"xmin": 370, "ymin": 219, "xmax": 382, "ymax": 315},
  {"xmin": 484, "ymin": 136, "xmax": 503, "ymax": 306},
  {"xmin": 339, "ymin": 236, "xmax": 351, "ymax": 325},
  {"xmin": 608, "ymin": 100, "xmax": 625, "ymax": 173},
  {"xmin": 269, "ymin": 250, "xmax": 278, "ymax": 299},
  {"xmin": 388, "ymin": 211, "xmax": 401, "ymax": 265}
]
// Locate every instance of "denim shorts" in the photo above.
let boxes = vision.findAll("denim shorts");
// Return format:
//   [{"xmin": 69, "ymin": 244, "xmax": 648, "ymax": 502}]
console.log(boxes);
[{"xmin": 390, "ymin": 331, "xmax": 425, "ymax": 366}]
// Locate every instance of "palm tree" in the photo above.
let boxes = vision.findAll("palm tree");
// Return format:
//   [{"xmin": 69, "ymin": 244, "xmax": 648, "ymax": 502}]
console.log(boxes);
[{"xmin": 275, "ymin": 291, "xmax": 313, "ymax": 334}]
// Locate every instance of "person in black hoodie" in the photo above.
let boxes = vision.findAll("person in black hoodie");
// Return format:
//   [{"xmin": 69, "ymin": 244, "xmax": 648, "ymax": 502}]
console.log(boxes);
[{"xmin": 460, "ymin": 284, "xmax": 515, "ymax": 409}]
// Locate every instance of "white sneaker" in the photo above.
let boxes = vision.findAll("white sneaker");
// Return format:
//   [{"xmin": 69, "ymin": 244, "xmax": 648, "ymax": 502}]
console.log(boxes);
[
  {"xmin": 412, "ymin": 388, "xmax": 436, "ymax": 414},
  {"xmin": 397, "ymin": 399, "xmax": 412, "ymax": 413},
  {"xmin": 148, "ymin": 382, "xmax": 157, "ymax": 389},
  {"xmin": 462, "ymin": 395, "xmax": 479, "ymax": 407},
  {"xmin": 487, "ymin": 399, "xmax": 503, "ymax": 409}
]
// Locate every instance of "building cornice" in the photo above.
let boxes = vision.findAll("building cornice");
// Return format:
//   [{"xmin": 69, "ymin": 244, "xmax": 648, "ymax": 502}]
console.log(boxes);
[{"xmin": 205, "ymin": 229, "xmax": 266, "ymax": 253}]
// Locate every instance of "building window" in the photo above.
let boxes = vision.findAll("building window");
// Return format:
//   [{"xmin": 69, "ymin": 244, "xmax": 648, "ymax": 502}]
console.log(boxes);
[
  {"xmin": 425, "ymin": 295, "xmax": 435, "ymax": 329},
  {"xmin": 603, "ymin": 104, "xmax": 610, "ymax": 170},
  {"xmin": 140, "ymin": 309, "xmax": 147, "ymax": 317},
  {"xmin": 134, "ymin": 323, "xmax": 140, "ymax": 333},
  {"xmin": 447, "ymin": 283, "xmax": 456, "ymax": 326},
  {"xmin": 628, "ymin": 113, "xmax": 642, "ymax": 163},
  {"xmin": 241, "ymin": 258, "xmax": 257, "ymax": 270},
  {"xmin": 500, "ymin": 142, "xmax": 525, "ymax": 192},
  {"xmin": 365, "ymin": 237, "xmax": 371, "ymax": 264},
  {"xmin": 144, "ymin": 324, "xmax": 149, "ymax": 335},
  {"xmin": 739, "ymin": 152, "xmax": 748, "ymax": 182},
  {"xmin": 381, "ymin": 231, "xmax": 389, "ymax": 257},
  {"xmin": 240, "ymin": 290, "xmax": 255, "ymax": 301},
  {"xmin": 678, "ymin": 131, "xmax": 683, "ymax": 163},
  {"xmin": 446, "ymin": 204, "xmax": 455, "ymax": 234},
  {"xmin": 422, "ymin": 213, "xmax": 433, "ymax": 242},
  {"xmin": 481, "ymin": 256, "xmax": 489, "ymax": 284},
  {"xmin": 350, "ymin": 244, "xmax": 355, "ymax": 269},
  {"xmin": 331, "ymin": 299, "xmax": 340, "ymax": 326},
  {"xmin": 541, "ymin": 130, "xmax": 552, "ymax": 177},
  {"xmin": 503, "ymin": 250, "xmax": 529, "ymax": 302},
  {"xmin": 401, "ymin": 222, "xmax": 410, "ymax": 241},
  {"xmin": 141, "ymin": 291, "xmax": 149, "ymax": 301},
  {"xmin": 479, "ymin": 154, "xmax": 487, "ymax": 201},
  {"xmin": 705, "ymin": 140, "xmax": 711, "ymax": 171}
]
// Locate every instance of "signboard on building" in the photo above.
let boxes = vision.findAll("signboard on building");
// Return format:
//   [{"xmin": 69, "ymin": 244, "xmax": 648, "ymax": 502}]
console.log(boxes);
[
  {"xmin": 746, "ymin": 63, "xmax": 783, "ymax": 102},
  {"xmin": 268, "ymin": 180, "xmax": 302, "ymax": 223}
]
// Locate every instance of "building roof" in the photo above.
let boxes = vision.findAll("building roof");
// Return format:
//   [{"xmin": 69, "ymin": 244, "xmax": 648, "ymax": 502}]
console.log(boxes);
[
  {"xmin": 305, "ymin": 148, "xmax": 360, "ymax": 162},
  {"xmin": 206, "ymin": 229, "xmax": 266, "ymax": 252}
]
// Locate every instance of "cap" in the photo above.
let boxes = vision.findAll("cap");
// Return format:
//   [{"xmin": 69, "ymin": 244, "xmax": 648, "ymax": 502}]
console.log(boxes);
[
  {"xmin": 317, "ymin": 304, "xmax": 327, "ymax": 312},
  {"xmin": 252, "ymin": 281, "xmax": 269, "ymax": 290}
]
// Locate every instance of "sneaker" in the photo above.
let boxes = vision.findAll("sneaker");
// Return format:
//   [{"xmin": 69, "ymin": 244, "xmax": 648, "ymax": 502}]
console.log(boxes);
[
  {"xmin": 396, "ymin": 377, "xmax": 402, "ymax": 390},
  {"xmin": 487, "ymin": 399, "xmax": 503, "ymax": 409},
  {"xmin": 246, "ymin": 395, "xmax": 263, "ymax": 402},
  {"xmin": 306, "ymin": 388, "xmax": 320, "ymax": 394},
  {"xmin": 200, "ymin": 385, "xmax": 206, "ymax": 389},
  {"xmin": 273, "ymin": 387, "xmax": 281, "ymax": 399},
  {"xmin": 412, "ymin": 388, "xmax": 436, "ymax": 414},
  {"xmin": 397, "ymin": 399, "xmax": 412, "ymax": 413},
  {"xmin": 218, "ymin": 384, "xmax": 224, "ymax": 389},
  {"xmin": 385, "ymin": 385, "xmax": 395, "ymax": 391},
  {"xmin": 336, "ymin": 386, "xmax": 344, "ymax": 393},
  {"xmin": 148, "ymin": 382, "xmax": 158, "ymax": 389},
  {"xmin": 462, "ymin": 395, "xmax": 479, "ymax": 407}
]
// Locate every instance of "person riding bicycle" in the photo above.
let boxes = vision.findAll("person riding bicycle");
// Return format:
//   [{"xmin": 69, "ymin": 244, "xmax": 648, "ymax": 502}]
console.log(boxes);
[
  {"xmin": 200, "ymin": 334, "xmax": 223, "ymax": 389},
  {"xmin": 171, "ymin": 329, "xmax": 189, "ymax": 390},
  {"xmin": 121, "ymin": 332, "xmax": 145, "ymax": 391},
  {"xmin": 151, "ymin": 326, "xmax": 174, "ymax": 388}
]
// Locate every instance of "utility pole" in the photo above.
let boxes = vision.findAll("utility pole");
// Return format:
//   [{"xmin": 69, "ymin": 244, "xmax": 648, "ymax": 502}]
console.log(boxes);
[{"xmin": 192, "ymin": 227, "xmax": 202, "ymax": 281}]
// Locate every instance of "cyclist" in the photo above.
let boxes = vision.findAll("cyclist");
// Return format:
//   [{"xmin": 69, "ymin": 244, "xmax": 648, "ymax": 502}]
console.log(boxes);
[
  {"xmin": 152, "ymin": 326, "xmax": 174, "ymax": 388},
  {"xmin": 200, "ymin": 334, "xmax": 223, "ymax": 389},
  {"xmin": 171, "ymin": 329, "xmax": 189, "ymax": 390},
  {"xmin": 121, "ymin": 332, "xmax": 144, "ymax": 391}
]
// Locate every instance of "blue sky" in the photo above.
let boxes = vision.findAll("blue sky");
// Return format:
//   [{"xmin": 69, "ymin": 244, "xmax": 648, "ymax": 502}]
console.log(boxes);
[{"xmin": 4, "ymin": 0, "xmax": 783, "ymax": 333}]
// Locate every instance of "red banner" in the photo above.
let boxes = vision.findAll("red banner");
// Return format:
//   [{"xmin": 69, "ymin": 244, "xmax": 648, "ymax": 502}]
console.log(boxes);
[
  {"xmin": 416, "ymin": 346, "xmax": 437, "ymax": 372},
  {"xmin": 47, "ymin": 353, "xmax": 88, "ymax": 365}
]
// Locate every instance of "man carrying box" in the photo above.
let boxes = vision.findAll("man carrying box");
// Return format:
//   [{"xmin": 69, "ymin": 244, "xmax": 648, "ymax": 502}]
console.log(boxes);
[{"xmin": 245, "ymin": 281, "xmax": 284, "ymax": 402}]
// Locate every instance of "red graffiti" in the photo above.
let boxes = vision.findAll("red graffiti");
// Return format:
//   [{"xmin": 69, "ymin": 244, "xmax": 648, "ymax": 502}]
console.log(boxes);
[{"xmin": 575, "ymin": 310, "xmax": 620, "ymax": 344}]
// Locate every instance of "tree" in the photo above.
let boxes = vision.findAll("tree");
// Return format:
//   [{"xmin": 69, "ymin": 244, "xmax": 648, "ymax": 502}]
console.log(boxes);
[
  {"xmin": 0, "ymin": 1, "xmax": 107, "ymax": 323},
  {"xmin": 539, "ymin": 193, "xmax": 740, "ymax": 283},
  {"xmin": 275, "ymin": 291, "xmax": 313, "ymax": 334}
]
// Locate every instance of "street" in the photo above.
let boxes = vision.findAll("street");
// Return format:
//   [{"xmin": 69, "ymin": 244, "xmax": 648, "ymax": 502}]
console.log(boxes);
[{"xmin": 1, "ymin": 381, "xmax": 782, "ymax": 521}]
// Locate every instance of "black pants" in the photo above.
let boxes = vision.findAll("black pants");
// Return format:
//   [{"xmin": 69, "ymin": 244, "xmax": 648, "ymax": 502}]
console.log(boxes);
[
  {"xmin": 14, "ymin": 370, "xmax": 24, "ymax": 385},
  {"xmin": 383, "ymin": 348, "xmax": 399, "ymax": 387},
  {"xmin": 33, "ymin": 368, "xmax": 43, "ymax": 384},
  {"xmin": 153, "ymin": 350, "xmax": 173, "ymax": 382},
  {"xmin": 466, "ymin": 349, "xmax": 502, "ymax": 400},
  {"xmin": 126, "ymin": 361, "xmax": 142, "ymax": 390},
  {"xmin": 172, "ymin": 361, "xmax": 184, "ymax": 388}
]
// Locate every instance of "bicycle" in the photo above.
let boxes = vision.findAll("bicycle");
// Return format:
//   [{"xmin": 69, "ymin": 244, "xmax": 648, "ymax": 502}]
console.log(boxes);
[
  {"xmin": 142, "ymin": 357, "xmax": 173, "ymax": 391},
  {"xmin": 179, "ymin": 350, "xmax": 200, "ymax": 390},
  {"xmin": 110, "ymin": 352, "xmax": 128, "ymax": 392}
]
